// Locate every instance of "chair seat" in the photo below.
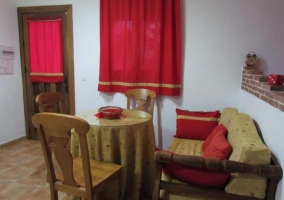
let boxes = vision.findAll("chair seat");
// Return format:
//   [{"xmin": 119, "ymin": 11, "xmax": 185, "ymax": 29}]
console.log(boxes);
[{"xmin": 56, "ymin": 157, "xmax": 122, "ymax": 188}]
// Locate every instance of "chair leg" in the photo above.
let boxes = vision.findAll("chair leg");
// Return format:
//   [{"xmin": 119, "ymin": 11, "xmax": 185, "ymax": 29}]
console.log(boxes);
[
  {"xmin": 152, "ymin": 162, "xmax": 162, "ymax": 200},
  {"xmin": 86, "ymin": 191, "xmax": 93, "ymax": 200},
  {"xmin": 49, "ymin": 187, "xmax": 58, "ymax": 200},
  {"xmin": 114, "ymin": 178, "xmax": 121, "ymax": 200}
]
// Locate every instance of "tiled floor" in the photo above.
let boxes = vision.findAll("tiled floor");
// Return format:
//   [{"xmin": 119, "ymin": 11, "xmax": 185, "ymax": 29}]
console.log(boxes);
[
  {"xmin": 0, "ymin": 139, "xmax": 151, "ymax": 200},
  {"xmin": 0, "ymin": 139, "xmax": 70, "ymax": 200}
]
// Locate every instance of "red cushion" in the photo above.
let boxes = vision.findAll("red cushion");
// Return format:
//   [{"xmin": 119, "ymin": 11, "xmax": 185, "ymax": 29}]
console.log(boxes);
[
  {"xmin": 202, "ymin": 124, "xmax": 227, "ymax": 152},
  {"xmin": 203, "ymin": 129, "xmax": 232, "ymax": 160},
  {"xmin": 175, "ymin": 109, "xmax": 220, "ymax": 140},
  {"xmin": 161, "ymin": 151, "xmax": 231, "ymax": 189}
]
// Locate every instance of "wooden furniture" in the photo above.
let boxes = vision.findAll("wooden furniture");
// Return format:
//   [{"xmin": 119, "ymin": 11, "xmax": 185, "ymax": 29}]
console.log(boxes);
[
  {"xmin": 35, "ymin": 92, "xmax": 71, "ymax": 149},
  {"xmin": 18, "ymin": 5, "xmax": 75, "ymax": 140},
  {"xmin": 35, "ymin": 92, "xmax": 65, "ymax": 113},
  {"xmin": 152, "ymin": 151, "xmax": 282, "ymax": 200},
  {"xmin": 125, "ymin": 89, "xmax": 156, "ymax": 118},
  {"xmin": 32, "ymin": 113, "xmax": 122, "ymax": 200},
  {"xmin": 71, "ymin": 109, "xmax": 156, "ymax": 199},
  {"xmin": 152, "ymin": 113, "xmax": 283, "ymax": 200}
]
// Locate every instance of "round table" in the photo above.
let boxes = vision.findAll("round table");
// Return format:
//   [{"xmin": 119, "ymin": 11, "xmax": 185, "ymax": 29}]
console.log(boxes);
[{"xmin": 71, "ymin": 109, "xmax": 155, "ymax": 200}]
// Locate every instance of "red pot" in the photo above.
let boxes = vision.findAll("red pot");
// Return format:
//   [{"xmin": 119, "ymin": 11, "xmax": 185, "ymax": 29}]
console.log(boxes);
[{"xmin": 268, "ymin": 74, "xmax": 284, "ymax": 85}]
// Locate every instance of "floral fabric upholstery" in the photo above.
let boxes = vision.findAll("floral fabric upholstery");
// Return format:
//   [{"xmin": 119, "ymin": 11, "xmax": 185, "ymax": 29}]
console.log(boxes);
[
  {"xmin": 162, "ymin": 138, "xmax": 216, "ymax": 200},
  {"xmin": 168, "ymin": 138, "xmax": 203, "ymax": 156},
  {"xmin": 161, "ymin": 107, "xmax": 271, "ymax": 200},
  {"xmin": 161, "ymin": 173, "xmax": 216, "ymax": 200},
  {"xmin": 220, "ymin": 108, "xmax": 271, "ymax": 199}
]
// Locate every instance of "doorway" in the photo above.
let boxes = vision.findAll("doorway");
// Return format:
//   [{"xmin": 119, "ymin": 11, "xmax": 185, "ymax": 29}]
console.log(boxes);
[{"xmin": 17, "ymin": 5, "xmax": 75, "ymax": 139}]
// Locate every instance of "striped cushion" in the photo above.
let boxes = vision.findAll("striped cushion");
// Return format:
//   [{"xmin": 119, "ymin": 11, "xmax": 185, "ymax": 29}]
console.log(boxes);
[{"xmin": 175, "ymin": 108, "xmax": 220, "ymax": 140}]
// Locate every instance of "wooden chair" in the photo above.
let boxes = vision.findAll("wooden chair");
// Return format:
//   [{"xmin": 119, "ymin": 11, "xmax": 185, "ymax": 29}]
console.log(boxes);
[
  {"xmin": 32, "ymin": 113, "xmax": 122, "ymax": 200},
  {"xmin": 35, "ymin": 91, "xmax": 70, "ymax": 149},
  {"xmin": 35, "ymin": 92, "xmax": 65, "ymax": 113},
  {"xmin": 125, "ymin": 89, "xmax": 156, "ymax": 117}
]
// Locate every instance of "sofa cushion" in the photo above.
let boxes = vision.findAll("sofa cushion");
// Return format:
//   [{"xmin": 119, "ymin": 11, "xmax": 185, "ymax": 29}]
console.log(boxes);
[
  {"xmin": 168, "ymin": 137, "xmax": 203, "ymax": 156},
  {"xmin": 175, "ymin": 108, "xmax": 220, "ymax": 140},
  {"xmin": 202, "ymin": 123, "xmax": 227, "ymax": 152},
  {"xmin": 161, "ymin": 150, "xmax": 231, "ymax": 189},
  {"xmin": 163, "ymin": 162, "xmax": 231, "ymax": 189},
  {"xmin": 218, "ymin": 107, "xmax": 238, "ymax": 128},
  {"xmin": 226, "ymin": 112, "xmax": 270, "ymax": 165},
  {"xmin": 220, "ymin": 108, "xmax": 271, "ymax": 199},
  {"xmin": 225, "ymin": 174, "xmax": 268, "ymax": 199},
  {"xmin": 161, "ymin": 173, "xmax": 219, "ymax": 200},
  {"xmin": 203, "ymin": 126, "xmax": 232, "ymax": 160}
]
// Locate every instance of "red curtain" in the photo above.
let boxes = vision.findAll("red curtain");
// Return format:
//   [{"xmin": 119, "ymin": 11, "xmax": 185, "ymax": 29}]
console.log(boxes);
[
  {"xmin": 99, "ymin": 0, "xmax": 182, "ymax": 96},
  {"xmin": 28, "ymin": 18, "xmax": 64, "ymax": 83}
]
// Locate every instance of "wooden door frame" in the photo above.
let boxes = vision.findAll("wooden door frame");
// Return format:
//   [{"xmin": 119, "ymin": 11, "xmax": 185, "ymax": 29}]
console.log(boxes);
[{"xmin": 17, "ymin": 5, "xmax": 75, "ymax": 139}]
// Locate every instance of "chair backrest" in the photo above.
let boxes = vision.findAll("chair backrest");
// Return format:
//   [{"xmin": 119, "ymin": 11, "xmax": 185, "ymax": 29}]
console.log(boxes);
[
  {"xmin": 31, "ymin": 113, "xmax": 91, "ymax": 192},
  {"xmin": 125, "ymin": 89, "xmax": 156, "ymax": 117},
  {"xmin": 35, "ymin": 92, "xmax": 65, "ymax": 113}
]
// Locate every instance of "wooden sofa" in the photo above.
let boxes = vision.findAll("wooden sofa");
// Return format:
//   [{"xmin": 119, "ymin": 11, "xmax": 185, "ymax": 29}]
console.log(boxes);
[{"xmin": 152, "ymin": 108, "xmax": 282, "ymax": 200}]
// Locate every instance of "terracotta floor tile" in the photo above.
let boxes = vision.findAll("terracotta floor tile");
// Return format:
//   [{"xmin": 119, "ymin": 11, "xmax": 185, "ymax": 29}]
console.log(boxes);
[
  {"xmin": 0, "ymin": 160, "xmax": 15, "ymax": 174},
  {"xmin": 0, "ymin": 164, "xmax": 36, "ymax": 182},
  {"xmin": 1, "ymin": 151, "xmax": 29, "ymax": 165},
  {"xmin": 0, "ymin": 139, "xmax": 71, "ymax": 199},
  {"xmin": 0, "ymin": 139, "xmax": 151, "ymax": 200},
  {"xmin": 0, "ymin": 182, "xmax": 37, "ymax": 200},
  {"xmin": 20, "ymin": 188, "xmax": 71, "ymax": 200},
  {"xmin": 17, "ymin": 168, "xmax": 47, "ymax": 187}
]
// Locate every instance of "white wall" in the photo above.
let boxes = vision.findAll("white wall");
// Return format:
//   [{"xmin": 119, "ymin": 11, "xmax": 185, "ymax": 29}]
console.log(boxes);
[
  {"xmin": 0, "ymin": 0, "xmax": 25, "ymax": 144},
  {"xmin": 0, "ymin": 0, "xmax": 281, "ymax": 198},
  {"xmin": 15, "ymin": 0, "xmax": 243, "ymax": 148}
]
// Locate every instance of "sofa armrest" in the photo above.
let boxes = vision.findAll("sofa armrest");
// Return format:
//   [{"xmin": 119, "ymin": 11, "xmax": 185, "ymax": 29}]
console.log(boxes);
[
  {"xmin": 155, "ymin": 151, "xmax": 282, "ymax": 179},
  {"xmin": 153, "ymin": 150, "xmax": 282, "ymax": 200}
]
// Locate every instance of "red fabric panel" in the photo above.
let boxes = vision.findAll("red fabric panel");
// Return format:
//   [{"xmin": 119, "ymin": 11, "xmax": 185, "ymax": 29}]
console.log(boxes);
[
  {"xmin": 30, "ymin": 75, "xmax": 64, "ymax": 83},
  {"xmin": 28, "ymin": 18, "xmax": 64, "ymax": 83},
  {"xmin": 160, "ymin": 150, "xmax": 231, "ymax": 189},
  {"xmin": 202, "ymin": 124, "xmax": 227, "ymax": 152},
  {"xmin": 98, "ymin": 85, "xmax": 181, "ymax": 96},
  {"xmin": 99, "ymin": 0, "xmax": 182, "ymax": 96},
  {"xmin": 175, "ymin": 109, "xmax": 220, "ymax": 140}
]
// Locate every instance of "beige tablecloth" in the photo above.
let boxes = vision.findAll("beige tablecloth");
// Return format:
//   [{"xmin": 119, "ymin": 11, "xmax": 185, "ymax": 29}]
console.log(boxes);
[{"xmin": 71, "ymin": 109, "xmax": 155, "ymax": 200}]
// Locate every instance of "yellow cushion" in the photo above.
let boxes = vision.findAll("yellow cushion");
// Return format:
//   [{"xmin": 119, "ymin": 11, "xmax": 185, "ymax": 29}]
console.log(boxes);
[
  {"xmin": 220, "ymin": 108, "xmax": 271, "ymax": 199},
  {"xmin": 218, "ymin": 107, "xmax": 238, "ymax": 127},
  {"xmin": 225, "ymin": 174, "xmax": 268, "ymax": 199},
  {"xmin": 161, "ymin": 173, "xmax": 216, "ymax": 200},
  {"xmin": 162, "ymin": 138, "xmax": 207, "ymax": 199},
  {"xmin": 168, "ymin": 137, "xmax": 203, "ymax": 156},
  {"xmin": 226, "ymin": 112, "xmax": 270, "ymax": 164}
]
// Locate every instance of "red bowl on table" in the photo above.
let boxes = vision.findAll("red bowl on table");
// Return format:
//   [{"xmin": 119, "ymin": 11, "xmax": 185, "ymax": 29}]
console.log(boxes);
[{"xmin": 98, "ymin": 106, "xmax": 123, "ymax": 119}]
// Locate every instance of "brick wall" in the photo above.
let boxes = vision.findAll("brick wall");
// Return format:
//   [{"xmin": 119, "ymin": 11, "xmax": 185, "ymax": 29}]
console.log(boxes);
[{"xmin": 242, "ymin": 67, "xmax": 284, "ymax": 112}]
